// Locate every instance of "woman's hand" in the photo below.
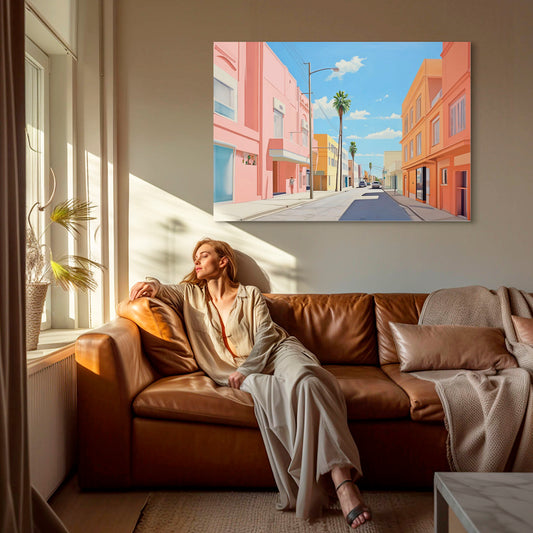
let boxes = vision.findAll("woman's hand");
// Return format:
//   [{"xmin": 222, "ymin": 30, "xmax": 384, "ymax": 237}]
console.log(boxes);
[
  {"xmin": 129, "ymin": 281, "xmax": 158, "ymax": 301},
  {"xmin": 228, "ymin": 371, "xmax": 246, "ymax": 390}
]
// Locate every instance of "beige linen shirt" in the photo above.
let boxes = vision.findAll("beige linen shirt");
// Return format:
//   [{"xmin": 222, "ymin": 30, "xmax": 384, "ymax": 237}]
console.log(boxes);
[{"xmin": 155, "ymin": 281, "xmax": 288, "ymax": 385}]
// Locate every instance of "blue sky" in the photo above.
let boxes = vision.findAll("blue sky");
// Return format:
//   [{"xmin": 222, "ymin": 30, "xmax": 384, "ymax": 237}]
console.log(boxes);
[{"xmin": 267, "ymin": 41, "xmax": 443, "ymax": 174}]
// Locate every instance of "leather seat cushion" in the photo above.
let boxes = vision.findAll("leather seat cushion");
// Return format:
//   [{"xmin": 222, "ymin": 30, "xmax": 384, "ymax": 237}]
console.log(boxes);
[
  {"xmin": 325, "ymin": 365, "xmax": 410, "ymax": 420},
  {"xmin": 133, "ymin": 367, "xmax": 411, "ymax": 428},
  {"xmin": 133, "ymin": 372, "xmax": 258, "ymax": 428},
  {"xmin": 382, "ymin": 364, "xmax": 444, "ymax": 422}
]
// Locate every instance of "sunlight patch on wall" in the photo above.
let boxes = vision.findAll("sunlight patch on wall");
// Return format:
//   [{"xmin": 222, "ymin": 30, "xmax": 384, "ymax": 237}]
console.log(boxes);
[
  {"xmin": 129, "ymin": 175, "xmax": 297, "ymax": 293},
  {"xmin": 87, "ymin": 149, "xmax": 103, "ymax": 326}
]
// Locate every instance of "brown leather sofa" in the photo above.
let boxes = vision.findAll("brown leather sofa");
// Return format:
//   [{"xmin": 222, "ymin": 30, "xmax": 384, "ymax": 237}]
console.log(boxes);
[{"xmin": 75, "ymin": 292, "xmax": 449, "ymax": 491}]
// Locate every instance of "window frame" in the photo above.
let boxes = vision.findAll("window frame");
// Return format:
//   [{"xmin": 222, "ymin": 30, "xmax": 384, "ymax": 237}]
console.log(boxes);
[
  {"xmin": 416, "ymin": 95, "xmax": 421, "ymax": 122},
  {"xmin": 273, "ymin": 108, "xmax": 284, "ymax": 138},
  {"xmin": 450, "ymin": 95, "xmax": 466, "ymax": 137},
  {"xmin": 432, "ymin": 116, "xmax": 440, "ymax": 146},
  {"xmin": 25, "ymin": 38, "xmax": 51, "ymax": 330},
  {"xmin": 214, "ymin": 65, "xmax": 238, "ymax": 122},
  {"xmin": 416, "ymin": 132, "xmax": 422, "ymax": 156}
]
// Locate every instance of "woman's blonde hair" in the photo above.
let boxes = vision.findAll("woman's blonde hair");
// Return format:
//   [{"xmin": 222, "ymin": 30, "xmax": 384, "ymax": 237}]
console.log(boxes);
[{"xmin": 182, "ymin": 238, "xmax": 238, "ymax": 286}]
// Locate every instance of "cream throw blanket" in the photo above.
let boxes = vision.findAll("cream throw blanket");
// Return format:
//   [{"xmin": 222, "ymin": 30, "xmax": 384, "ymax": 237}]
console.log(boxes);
[{"xmin": 413, "ymin": 286, "xmax": 533, "ymax": 472}]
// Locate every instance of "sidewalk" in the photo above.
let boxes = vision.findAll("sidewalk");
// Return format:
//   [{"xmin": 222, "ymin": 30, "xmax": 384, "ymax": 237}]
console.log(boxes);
[
  {"xmin": 383, "ymin": 190, "xmax": 465, "ymax": 222},
  {"xmin": 213, "ymin": 189, "xmax": 343, "ymax": 221}
]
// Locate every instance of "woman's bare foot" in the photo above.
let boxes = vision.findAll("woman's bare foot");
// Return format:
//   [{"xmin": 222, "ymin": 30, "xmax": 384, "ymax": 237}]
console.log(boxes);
[{"xmin": 336, "ymin": 480, "xmax": 371, "ymax": 529}]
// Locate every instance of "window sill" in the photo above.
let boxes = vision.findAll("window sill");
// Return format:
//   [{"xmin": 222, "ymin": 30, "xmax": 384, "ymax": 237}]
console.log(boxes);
[{"xmin": 27, "ymin": 328, "xmax": 90, "ymax": 373}]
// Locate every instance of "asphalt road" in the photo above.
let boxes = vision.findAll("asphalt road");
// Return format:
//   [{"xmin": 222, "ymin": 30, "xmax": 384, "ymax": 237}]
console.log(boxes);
[
  {"xmin": 339, "ymin": 188, "xmax": 412, "ymax": 221},
  {"xmin": 253, "ymin": 186, "xmax": 413, "ymax": 221}
]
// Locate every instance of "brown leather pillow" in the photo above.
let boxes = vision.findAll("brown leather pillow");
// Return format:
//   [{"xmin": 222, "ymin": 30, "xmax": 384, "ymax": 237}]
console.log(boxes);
[
  {"xmin": 389, "ymin": 322, "xmax": 517, "ymax": 372},
  {"xmin": 511, "ymin": 315, "xmax": 533, "ymax": 345},
  {"xmin": 116, "ymin": 298, "xmax": 198, "ymax": 375}
]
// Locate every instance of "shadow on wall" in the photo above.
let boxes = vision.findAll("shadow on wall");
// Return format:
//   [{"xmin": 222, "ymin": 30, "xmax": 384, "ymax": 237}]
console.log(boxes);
[
  {"xmin": 128, "ymin": 174, "xmax": 298, "ymax": 293},
  {"xmin": 235, "ymin": 250, "xmax": 272, "ymax": 293}
]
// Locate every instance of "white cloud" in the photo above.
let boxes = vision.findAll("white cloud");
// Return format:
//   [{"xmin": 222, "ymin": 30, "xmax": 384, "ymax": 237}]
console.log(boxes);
[
  {"xmin": 376, "ymin": 94, "xmax": 390, "ymax": 102},
  {"xmin": 365, "ymin": 128, "xmax": 402, "ymax": 139},
  {"xmin": 378, "ymin": 112, "xmax": 401, "ymax": 119},
  {"xmin": 312, "ymin": 96, "xmax": 338, "ymax": 118},
  {"xmin": 357, "ymin": 153, "xmax": 384, "ymax": 157},
  {"xmin": 346, "ymin": 134, "xmax": 361, "ymax": 139},
  {"xmin": 347, "ymin": 109, "xmax": 370, "ymax": 120},
  {"xmin": 326, "ymin": 56, "xmax": 366, "ymax": 80}
]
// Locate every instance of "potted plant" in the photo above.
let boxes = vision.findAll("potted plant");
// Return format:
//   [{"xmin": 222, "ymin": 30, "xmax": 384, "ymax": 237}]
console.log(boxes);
[{"xmin": 26, "ymin": 169, "xmax": 105, "ymax": 350}]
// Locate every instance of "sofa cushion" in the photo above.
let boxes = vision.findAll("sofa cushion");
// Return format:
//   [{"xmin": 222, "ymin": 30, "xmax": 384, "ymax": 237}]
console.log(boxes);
[
  {"xmin": 390, "ymin": 322, "xmax": 517, "ymax": 371},
  {"xmin": 512, "ymin": 315, "xmax": 533, "ymax": 345},
  {"xmin": 133, "ymin": 372, "xmax": 258, "ymax": 428},
  {"xmin": 381, "ymin": 364, "xmax": 444, "ymax": 422},
  {"xmin": 264, "ymin": 293, "xmax": 377, "ymax": 365},
  {"xmin": 117, "ymin": 298, "xmax": 198, "ymax": 376},
  {"xmin": 325, "ymin": 365, "xmax": 410, "ymax": 420},
  {"xmin": 133, "ymin": 367, "xmax": 410, "ymax": 427},
  {"xmin": 374, "ymin": 293, "xmax": 428, "ymax": 365}
]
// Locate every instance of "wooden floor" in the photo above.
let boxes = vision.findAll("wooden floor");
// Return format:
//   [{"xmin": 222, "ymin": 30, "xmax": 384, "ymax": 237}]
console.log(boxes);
[{"xmin": 49, "ymin": 475, "xmax": 149, "ymax": 533}]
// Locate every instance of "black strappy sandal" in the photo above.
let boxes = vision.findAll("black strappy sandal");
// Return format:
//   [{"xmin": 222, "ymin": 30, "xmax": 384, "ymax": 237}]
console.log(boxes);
[{"xmin": 335, "ymin": 479, "xmax": 372, "ymax": 527}]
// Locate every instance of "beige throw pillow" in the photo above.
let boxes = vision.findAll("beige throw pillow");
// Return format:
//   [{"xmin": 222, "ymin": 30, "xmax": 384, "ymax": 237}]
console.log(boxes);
[
  {"xmin": 389, "ymin": 322, "xmax": 517, "ymax": 372},
  {"xmin": 117, "ymin": 298, "xmax": 198, "ymax": 376},
  {"xmin": 511, "ymin": 315, "xmax": 533, "ymax": 345}
]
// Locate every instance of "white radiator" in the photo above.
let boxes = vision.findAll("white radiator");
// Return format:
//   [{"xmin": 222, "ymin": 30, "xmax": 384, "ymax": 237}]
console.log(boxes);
[{"xmin": 27, "ymin": 348, "xmax": 77, "ymax": 499}]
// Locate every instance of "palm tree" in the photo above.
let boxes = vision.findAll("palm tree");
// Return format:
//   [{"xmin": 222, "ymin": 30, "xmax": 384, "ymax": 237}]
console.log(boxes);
[
  {"xmin": 332, "ymin": 91, "xmax": 351, "ymax": 191},
  {"xmin": 349, "ymin": 141, "xmax": 357, "ymax": 186},
  {"xmin": 369, "ymin": 161, "xmax": 373, "ymax": 180}
]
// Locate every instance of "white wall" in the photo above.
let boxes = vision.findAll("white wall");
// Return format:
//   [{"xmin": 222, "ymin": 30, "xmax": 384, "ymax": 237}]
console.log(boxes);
[{"xmin": 112, "ymin": 0, "xmax": 533, "ymax": 294}]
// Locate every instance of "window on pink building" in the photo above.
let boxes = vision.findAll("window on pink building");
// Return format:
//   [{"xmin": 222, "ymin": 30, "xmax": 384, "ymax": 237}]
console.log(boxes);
[
  {"xmin": 441, "ymin": 168, "xmax": 448, "ymax": 185},
  {"xmin": 404, "ymin": 115, "xmax": 408, "ymax": 134},
  {"xmin": 409, "ymin": 140, "xmax": 413, "ymax": 159},
  {"xmin": 450, "ymin": 95, "xmax": 466, "ymax": 137},
  {"xmin": 416, "ymin": 132, "xmax": 422, "ymax": 156},
  {"xmin": 416, "ymin": 96, "xmax": 421, "ymax": 122},
  {"xmin": 214, "ymin": 78, "xmax": 235, "ymax": 120},
  {"xmin": 273, "ymin": 109, "xmax": 283, "ymax": 138},
  {"xmin": 302, "ymin": 128, "xmax": 308, "ymax": 147},
  {"xmin": 404, "ymin": 144, "xmax": 408, "ymax": 161}
]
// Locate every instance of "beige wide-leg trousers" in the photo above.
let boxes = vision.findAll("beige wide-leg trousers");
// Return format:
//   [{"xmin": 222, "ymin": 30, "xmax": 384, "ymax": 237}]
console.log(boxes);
[{"xmin": 241, "ymin": 337, "xmax": 362, "ymax": 519}]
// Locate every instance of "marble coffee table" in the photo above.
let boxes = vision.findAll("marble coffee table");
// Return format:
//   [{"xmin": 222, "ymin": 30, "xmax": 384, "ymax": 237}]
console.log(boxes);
[{"xmin": 434, "ymin": 472, "xmax": 533, "ymax": 532}]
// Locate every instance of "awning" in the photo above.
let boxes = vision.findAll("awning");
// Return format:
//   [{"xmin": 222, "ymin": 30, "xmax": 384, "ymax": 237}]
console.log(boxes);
[{"xmin": 268, "ymin": 149, "xmax": 310, "ymax": 164}]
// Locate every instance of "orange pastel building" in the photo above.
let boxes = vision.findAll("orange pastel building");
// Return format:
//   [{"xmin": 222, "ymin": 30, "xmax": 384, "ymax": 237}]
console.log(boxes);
[{"xmin": 401, "ymin": 42, "xmax": 471, "ymax": 219}]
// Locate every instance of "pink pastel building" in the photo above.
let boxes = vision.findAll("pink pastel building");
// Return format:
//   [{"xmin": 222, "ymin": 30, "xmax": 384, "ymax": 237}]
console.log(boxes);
[{"xmin": 214, "ymin": 42, "xmax": 315, "ymax": 203}]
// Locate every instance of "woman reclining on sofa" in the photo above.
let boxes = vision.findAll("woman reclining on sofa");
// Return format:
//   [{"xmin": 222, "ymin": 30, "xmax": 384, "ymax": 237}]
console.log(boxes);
[{"xmin": 129, "ymin": 238, "xmax": 372, "ymax": 529}]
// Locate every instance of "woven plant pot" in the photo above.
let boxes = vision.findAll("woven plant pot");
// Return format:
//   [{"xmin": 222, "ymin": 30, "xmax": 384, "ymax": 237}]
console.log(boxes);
[{"xmin": 26, "ymin": 282, "xmax": 50, "ymax": 351}]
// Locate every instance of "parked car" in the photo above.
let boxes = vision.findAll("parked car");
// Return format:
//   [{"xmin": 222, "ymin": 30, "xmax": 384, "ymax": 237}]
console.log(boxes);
[
  {"xmin": 371, "ymin": 181, "xmax": 381, "ymax": 189},
  {"xmin": 358, "ymin": 180, "xmax": 367, "ymax": 188}
]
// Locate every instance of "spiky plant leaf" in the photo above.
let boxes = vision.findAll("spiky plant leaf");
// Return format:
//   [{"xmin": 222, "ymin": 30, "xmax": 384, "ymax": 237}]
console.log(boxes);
[
  {"xmin": 50, "ymin": 259, "xmax": 96, "ymax": 292},
  {"xmin": 50, "ymin": 255, "xmax": 105, "ymax": 291},
  {"xmin": 50, "ymin": 199, "xmax": 96, "ymax": 236}
]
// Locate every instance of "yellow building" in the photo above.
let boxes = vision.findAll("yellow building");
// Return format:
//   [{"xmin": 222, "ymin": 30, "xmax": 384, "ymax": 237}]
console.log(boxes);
[
  {"xmin": 401, "ymin": 59, "xmax": 442, "ymax": 203},
  {"xmin": 313, "ymin": 134, "xmax": 338, "ymax": 191}
]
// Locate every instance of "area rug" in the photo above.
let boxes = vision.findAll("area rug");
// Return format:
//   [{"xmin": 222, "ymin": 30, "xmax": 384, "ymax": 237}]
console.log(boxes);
[{"xmin": 133, "ymin": 490, "xmax": 433, "ymax": 532}]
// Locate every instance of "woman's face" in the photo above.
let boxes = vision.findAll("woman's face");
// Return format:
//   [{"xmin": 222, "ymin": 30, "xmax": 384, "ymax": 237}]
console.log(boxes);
[{"xmin": 194, "ymin": 243, "xmax": 227, "ymax": 281}]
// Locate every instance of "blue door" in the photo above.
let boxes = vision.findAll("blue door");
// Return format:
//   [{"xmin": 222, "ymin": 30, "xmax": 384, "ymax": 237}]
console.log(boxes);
[{"xmin": 214, "ymin": 144, "xmax": 234, "ymax": 203}]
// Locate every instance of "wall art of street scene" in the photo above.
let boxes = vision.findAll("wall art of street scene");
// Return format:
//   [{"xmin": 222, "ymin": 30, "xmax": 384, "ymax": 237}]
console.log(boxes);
[{"xmin": 213, "ymin": 42, "xmax": 471, "ymax": 222}]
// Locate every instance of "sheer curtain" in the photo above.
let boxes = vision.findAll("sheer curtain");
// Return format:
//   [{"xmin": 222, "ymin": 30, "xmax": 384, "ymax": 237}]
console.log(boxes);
[{"xmin": 0, "ymin": 1, "xmax": 67, "ymax": 531}]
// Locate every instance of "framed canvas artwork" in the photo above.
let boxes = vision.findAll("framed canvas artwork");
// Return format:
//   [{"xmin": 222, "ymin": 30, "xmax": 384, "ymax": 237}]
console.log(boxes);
[{"xmin": 213, "ymin": 42, "xmax": 471, "ymax": 222}]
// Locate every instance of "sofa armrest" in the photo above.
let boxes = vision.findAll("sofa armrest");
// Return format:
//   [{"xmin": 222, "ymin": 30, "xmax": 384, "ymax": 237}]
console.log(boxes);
[{"xmin": 75, "ymin": 317, "xmax": 158, "ymax": 488}]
